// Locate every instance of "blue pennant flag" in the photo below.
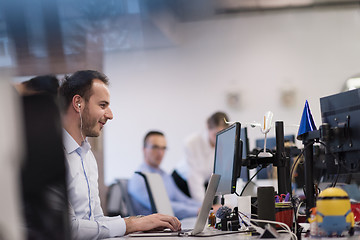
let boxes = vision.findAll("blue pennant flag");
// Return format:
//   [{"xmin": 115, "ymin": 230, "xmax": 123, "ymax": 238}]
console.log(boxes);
[{"xmin": 297, "ymin": 100, "xmax": 317, "ymax": 140}]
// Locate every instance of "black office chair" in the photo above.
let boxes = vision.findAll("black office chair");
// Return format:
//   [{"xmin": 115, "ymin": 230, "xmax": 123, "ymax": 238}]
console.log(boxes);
[{"xmin": 107, "ymin": 179, "xmax": 135, "ymax": 217}]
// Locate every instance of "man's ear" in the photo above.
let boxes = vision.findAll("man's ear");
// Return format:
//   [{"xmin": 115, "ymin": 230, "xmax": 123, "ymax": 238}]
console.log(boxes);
[{"xmin": 72, "ymin": 95, "xmax": 83, "ymax": 113}]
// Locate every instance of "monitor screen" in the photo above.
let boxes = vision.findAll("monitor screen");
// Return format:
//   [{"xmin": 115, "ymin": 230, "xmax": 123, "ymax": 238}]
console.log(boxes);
[
  {"xmin": 255, "ymin": 135, "xmax": 295, "ymax": 150},
  {"xmin": 213, "ymin": 122, "xmax": 241, "ymax": 195},
  {"xmin": 320, "ymin": 88, "xmax": 360, "ymax": 174}
]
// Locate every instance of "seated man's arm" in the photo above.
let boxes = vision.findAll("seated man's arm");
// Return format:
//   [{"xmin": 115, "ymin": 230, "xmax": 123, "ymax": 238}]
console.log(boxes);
[
  {"xmin": 69, "ymin": 203, "xmax": 126, "ymax": 239},
  {"xmin": 124, "ymin": 214, "xmax": 181, "ymax": 234},
  {"xmin": 69, "ymin": 197, "xmax": 180, "ymax": 238}
]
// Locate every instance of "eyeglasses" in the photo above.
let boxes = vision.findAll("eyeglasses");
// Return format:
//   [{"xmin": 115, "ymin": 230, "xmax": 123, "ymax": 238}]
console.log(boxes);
[{"xmin": 146, "ymin": 145, "xmax": 167, "ymax": 151}]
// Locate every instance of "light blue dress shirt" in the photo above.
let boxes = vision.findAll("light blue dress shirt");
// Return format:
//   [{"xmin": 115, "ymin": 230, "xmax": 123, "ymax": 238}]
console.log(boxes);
[
  {"xmin": 63, "ymin": 130, "xmax": 126, "ymax": 239},
  {"xmin": 128, "ymin": 162, "xmax": 201, "ymax": 220}
]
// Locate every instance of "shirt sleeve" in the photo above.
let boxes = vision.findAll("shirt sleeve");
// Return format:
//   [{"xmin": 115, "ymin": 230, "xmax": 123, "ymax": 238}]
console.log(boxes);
[{"xmin": 69, "ymin": 203, "xmax": 126, "ymax": 240}]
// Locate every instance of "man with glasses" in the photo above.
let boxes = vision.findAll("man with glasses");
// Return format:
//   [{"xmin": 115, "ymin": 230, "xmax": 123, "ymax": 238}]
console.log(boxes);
[{"xmin": 128, "ymin": 131, "xmax": 201, "ymax": 220}]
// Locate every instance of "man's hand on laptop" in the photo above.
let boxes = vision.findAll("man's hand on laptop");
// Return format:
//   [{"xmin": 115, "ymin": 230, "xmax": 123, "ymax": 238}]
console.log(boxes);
[{"xmin": 125, "ymin": 214, "xmax": 181, "ymax": 234}]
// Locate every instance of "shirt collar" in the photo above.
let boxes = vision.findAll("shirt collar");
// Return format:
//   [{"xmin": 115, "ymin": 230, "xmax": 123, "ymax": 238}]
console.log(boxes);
[
  {"xmin": 141, "ymin": 162, "xmax": 164, "ymax": 175},
  {"xmin": 63, "ymin": 129, "xmax": 91, "ymax": 154}
]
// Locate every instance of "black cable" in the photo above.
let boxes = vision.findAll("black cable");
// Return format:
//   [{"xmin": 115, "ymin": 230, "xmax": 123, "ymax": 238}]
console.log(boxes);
[
  {"xmin": 289, "ymin": 140, "xmax": 316, "ymax": 230},
  {"xmin": 319, "ymin": 139, "xmax": 354, "ymax": 174},
  {"xmin": 238, "ymin": 166, "xmax": 265, "ymax": 196},
  {"xmin": 187, "ymin": 230, "xmax": 254, "ymax": 237},
  {"xmin": 289, "ymin": 141, "xmax": 314, "ymax": 185},
  {"xmin": 288, "ymin": 140, "xmax": 339, "ymax": 228},
  {"xmin": 288, "ymin": 139, "xmax": 342, "ymax": 196},
  {"xmin": 317, "ymin": 141, "xmax": 341, "ymax": 187},
  {"xmin": 332, "ymin": 163, "xmax": 341, "ymax": 187},
  {"xmin": 237, "ymin": 211, "xmax": 249, "ymax": 227}
]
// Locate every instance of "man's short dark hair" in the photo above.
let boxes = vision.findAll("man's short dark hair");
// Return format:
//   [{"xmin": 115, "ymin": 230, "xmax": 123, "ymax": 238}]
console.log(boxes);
[
  {"xmin": 23, "ymin": 75, "xmax": 59, "ymax": 96},
  {"xmin": 58, "ymin": 70, "xmax": 108, "ymax": 112},
  {"xmin": 207, "ymin": 111, "xmax": 229, "ymax": 129},
  {"xmin": 144, "ymin": 131, "xmax": 164, "ymax": 148}
]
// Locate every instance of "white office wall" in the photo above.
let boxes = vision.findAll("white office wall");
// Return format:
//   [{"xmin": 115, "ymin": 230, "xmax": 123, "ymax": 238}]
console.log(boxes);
[{"xmin": 104, "ymin": 7, "xmax": 360, "ymax": 184}]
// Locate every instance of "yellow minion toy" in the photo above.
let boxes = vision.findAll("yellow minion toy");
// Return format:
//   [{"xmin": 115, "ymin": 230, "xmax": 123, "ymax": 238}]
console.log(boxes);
[{"xmin": 316, "ymin": 187, "xmax": 354, "ymax": 236}]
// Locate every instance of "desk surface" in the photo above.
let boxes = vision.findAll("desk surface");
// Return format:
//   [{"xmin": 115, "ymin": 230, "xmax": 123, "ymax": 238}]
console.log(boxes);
[
  {"xmin": 104, "ymin": 218, "xmax": 359, "ymax": 240},
  {"xmin": 104, "ymin": 232, "xmax": 286, "ymax": 240},
  {"xmin": 105, "ymin": 232, "xmax": 359, "ymax": 240}
]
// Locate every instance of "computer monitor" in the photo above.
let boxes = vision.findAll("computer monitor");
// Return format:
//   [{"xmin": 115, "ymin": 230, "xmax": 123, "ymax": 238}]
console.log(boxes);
[
  {"xmin": 213, "ymin": 122, "xmax": 242, "ymax": 195},
  {"xmin": 255, "ymin": 135, "xmax": 295, "ymax": 151},
  {"xmin": 320, "ymin": 88, "xmax": 360, "ymax": 174},
  {"xmin": 240, "ymin": 127, "xmax": 249, "ymax": 181},
  {"xmin": 255, "ymin": 135, "xmax": 295, "ymax": 179},
  {"xmin": 241, "ymin": 127, "xmax": 249, "ymax": 160}
]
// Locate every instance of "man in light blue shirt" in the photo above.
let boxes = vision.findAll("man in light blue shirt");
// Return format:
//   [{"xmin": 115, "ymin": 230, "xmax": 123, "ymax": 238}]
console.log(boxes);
[
  {"xmin": 59, "ymin": 70, "xmax": 181, "ymax": 239},
  {"xmin": 128, "ymin": 131, "xmax": 202, "ymax": 220}
]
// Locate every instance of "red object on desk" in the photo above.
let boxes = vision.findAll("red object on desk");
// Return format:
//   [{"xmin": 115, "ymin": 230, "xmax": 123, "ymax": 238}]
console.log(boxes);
[
  {"xmin": 351, "ymin": 202, "xmax": 360, "ymax": 223},
  {"xmin": 275, "ymin": 205, "xmax": 293, "ymax": 229}
]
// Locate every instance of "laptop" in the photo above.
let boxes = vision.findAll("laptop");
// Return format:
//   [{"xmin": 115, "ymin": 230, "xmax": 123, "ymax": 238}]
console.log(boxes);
[{"xmin": 129, "ymin": 174, "xmax": 221, "ymax": 237}]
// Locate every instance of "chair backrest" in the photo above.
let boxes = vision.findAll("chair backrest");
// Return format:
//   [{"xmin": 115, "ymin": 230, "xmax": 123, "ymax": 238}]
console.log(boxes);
[
  {"xmin": 107, "ymin": 179, "xmax": 135, "ymax": 217},
  {"xmin": 135, "ymin": 172, "xmax": 174, "ymax": 216}
]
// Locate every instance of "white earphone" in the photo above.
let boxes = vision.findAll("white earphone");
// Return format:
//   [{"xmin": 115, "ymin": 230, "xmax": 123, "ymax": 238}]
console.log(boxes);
[{"xmin": 78, "ymin": 103, "xmax": 85, "ymax": 142}]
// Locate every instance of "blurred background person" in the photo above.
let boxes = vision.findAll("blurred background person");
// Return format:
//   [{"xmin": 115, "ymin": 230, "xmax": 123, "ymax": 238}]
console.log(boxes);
[
  {"xmin": 172, "ymin": 112, "xmax": 229, "ymax": 202},
  {"xmin": 128, "ymin": 131, "xmax": 201, "ymax": 220},
  {"xmin": 15, "ymin": 75, "xmax": 59, "ymax": 97},
  {"xmin": 19, "ymin": 74, "xmax": 70, "ymax": 239}
]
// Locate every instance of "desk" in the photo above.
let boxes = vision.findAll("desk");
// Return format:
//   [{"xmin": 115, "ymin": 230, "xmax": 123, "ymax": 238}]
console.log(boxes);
[
  {"xmin": 104, "ymin": 219, "xmax": 290, "ymax": 240},
  {"xmin": 104, "ymin": 218, "xmax": 359, "ymax": 240},
  {"xmin": 104, "ymin": 231, "xmax": 289, "ymax": 239},
  {"xmin": 104, "ymin": 231, "xmax": 359, "ymax": 240},
  {"xmin": 104, "ymin": 216, "xmax": 289, "ymax": 239}
]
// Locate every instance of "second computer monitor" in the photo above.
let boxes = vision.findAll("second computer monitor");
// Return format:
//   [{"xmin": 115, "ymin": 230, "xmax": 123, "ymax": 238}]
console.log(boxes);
[
  {"xmin": 240, "ymin": 127, "xmax": 250, "ymax": 181},
  {"xmin": 213, "ymin": 122, "xmax": 242, "ymax": 195}
]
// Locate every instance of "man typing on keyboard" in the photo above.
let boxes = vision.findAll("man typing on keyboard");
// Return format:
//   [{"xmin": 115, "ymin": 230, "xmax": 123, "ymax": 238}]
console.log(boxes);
[{"xmin": 59, "ymin": 70, "xmax": 181, "ymax": 239}]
